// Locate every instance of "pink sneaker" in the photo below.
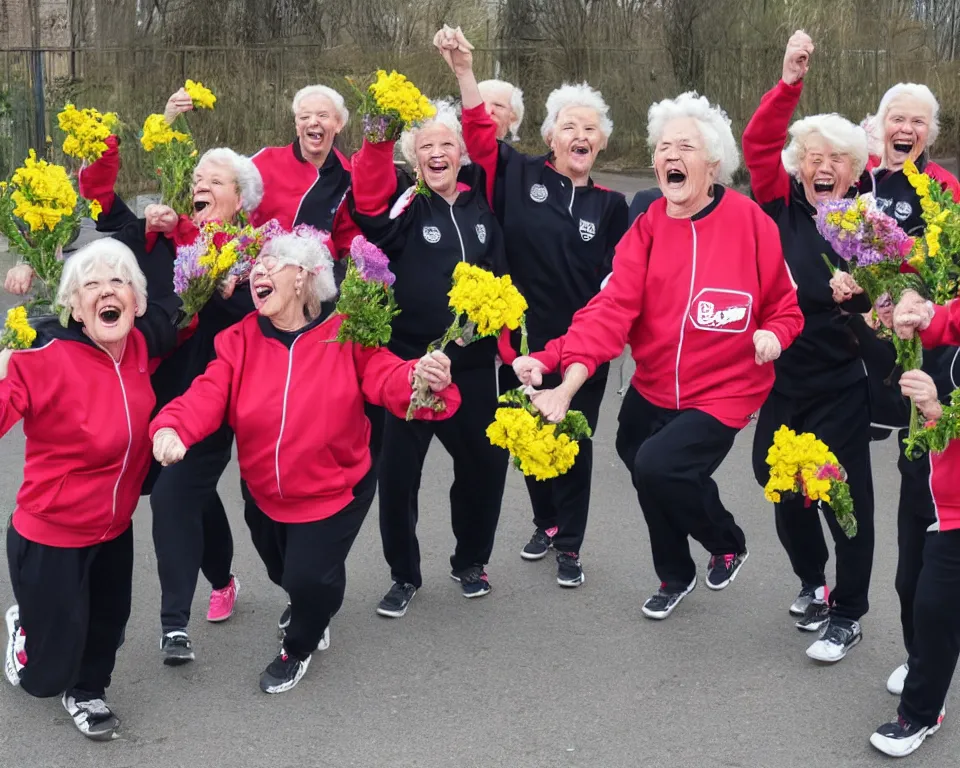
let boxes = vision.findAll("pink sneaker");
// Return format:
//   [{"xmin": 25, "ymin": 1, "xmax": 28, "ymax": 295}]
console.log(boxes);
[{"xmin": 207, "ymin": 576, "xmax": 239, "ymax": 622}]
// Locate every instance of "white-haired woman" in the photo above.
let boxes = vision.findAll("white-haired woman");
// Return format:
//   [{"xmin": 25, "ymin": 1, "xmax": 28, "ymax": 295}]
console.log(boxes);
[
  {"xmin": 511, "ymin": 91, "xmax": 803, "ymax": 619},
  {"xmin": 859, "ymin": 82, "xmax": 960, "ymax": 233},
  {"xmin": 2, "ymin": 240, "xmax": 175, "ymax": 740},
  {"xmin": 436, "ymin": 26, "xmax": 627, "ymax": 588},
  {"xmin": 150, "ymin": 232, "xmax": 460, "ymax": 693},
  {"xmin": 477, "ymin": 78, "xmax": 524, "ymax": 142},
  {"xmin": 742, "ymin": 30, "xmax": 876, "ymax": 663},
  {"xmin": 347, "ymin": 94, "xmax": 510, "ymax": 617}
]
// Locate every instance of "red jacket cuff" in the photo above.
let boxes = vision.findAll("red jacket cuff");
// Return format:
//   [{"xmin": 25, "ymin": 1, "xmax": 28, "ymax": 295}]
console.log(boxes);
[
  {"xmin": 497, "ymin": 328, "xmax": 517, "ymax": 365},
  {"xmin": 411, "ymin": 383, "xmax": 462, "ymax": 421},
  {"xmin": 920, "ymin": 305, "xmax": 949, "ymax": 348},
  {"xmin": 531, "ymin": 349, "xmax": 560, "ymax": 374}
]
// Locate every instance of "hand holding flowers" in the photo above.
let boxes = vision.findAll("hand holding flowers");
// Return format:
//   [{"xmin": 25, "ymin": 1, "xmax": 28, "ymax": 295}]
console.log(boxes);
[
  {"xmin": 349, "ymin": 69, "xmax": 436, "ymax": 144},
  {"xmin": 413, "ymin": 351, "xmax": 452, "ymax": 392}
]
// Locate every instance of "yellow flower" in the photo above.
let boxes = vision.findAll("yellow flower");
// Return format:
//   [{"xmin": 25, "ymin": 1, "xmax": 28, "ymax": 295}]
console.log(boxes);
[
  {"xmin": 486, "ymin": 406, "xmax": 580, "ymax": 480},
  {"xmin": 368, "ymin": 69, "xmax": 436, "ymax": 124},
  {"xmin": 9, "ymin": 149, "xmax": 78, "ymax": 232},
  {"xmin": 447, "ymin": 262, "xmax": 528, "ymax": 336},
  {"xmin": 1, "ymin": 306, "xmax": 37, "ymax": 350},
  {"xmin": 57, "ymin": 103, "xmax": 118, "ymax": 163},
  {"xmin": 184, "ymin": 79, "xmax": 217, "ymax": 110},
  {"xmin": 140, "ymin": 113, "xmax": 192, "ymax": 152},
  {"xmin": 88, "ymin": 199, "xmax": 102, "ymax": 221}
]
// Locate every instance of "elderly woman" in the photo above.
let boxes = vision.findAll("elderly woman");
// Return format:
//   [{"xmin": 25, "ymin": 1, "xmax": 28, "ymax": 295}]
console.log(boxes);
[
  {"xmin": 2, "ymin": 240, "xmax": 175, "ymax": 740},
  {"xmin": 742, "ymin": 30, "xmax": 876, "ymax": 663},
  {"xmin": 436, "ymin": 26, "xmax": 627, "ymax": 588},
  {"xmin": 477, "ymin": 78, "xmax": 524, "ymax": 142},
  {"xmin": 856, "ymin": 291, "xmax": 960, "ymax": 756},
  {"xmin": 150, "ymin": 232, "xmax": 459, "ymax": 693},
  {"xmin": 512, "ymin": 92, "xmax": 803, "ymax": 619},
  {"xmin": 347, "ymin": 98, "xmax": 509, "ymax": 617},
  {"xmin": 42, "ymin": 140, "xmax": 264, "ymax": 665}
]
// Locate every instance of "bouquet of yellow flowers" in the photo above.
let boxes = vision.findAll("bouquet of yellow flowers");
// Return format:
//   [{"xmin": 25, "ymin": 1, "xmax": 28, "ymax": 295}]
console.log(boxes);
[
  {"xmin": 486, "ymin": 389, "xmax": 592, "ymax": 480},
  {"xmin": 406, "ymin": 262, "xmax": 528, "ymax": 419},
  {"xmin": 57, "ymin": 104, "xmax": 119, "ymax": 164},
  {"xmin": 140, "ymin": 79, "xmax": 216, "ymax": 216},
  {"xmin": 0, "ymin": 150, "xmax": 101, "ymax": 312},
  {"xmin": 173, "ymin": 224, "xmax": 242, "ymax": 327},
  {"xmin": 764, "ymin": 425, "xmax": 857, "ymax": 538},
  {"xmin": 903, "ymin": 158, "xmax": 960, "ymax": 304},
  {"xmin": 349, "ymin": 69, "xmax": 436, "ymax": 144},
  {"xmin": 0, "ymin": 306, "xmax": 37, "ymax": 350}
]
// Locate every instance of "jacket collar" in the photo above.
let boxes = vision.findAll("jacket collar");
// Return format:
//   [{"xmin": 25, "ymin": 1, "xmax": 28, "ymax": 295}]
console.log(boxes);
[{"xmin": 291, "ymin": 139, "xmax": 350, "ymax": 171}]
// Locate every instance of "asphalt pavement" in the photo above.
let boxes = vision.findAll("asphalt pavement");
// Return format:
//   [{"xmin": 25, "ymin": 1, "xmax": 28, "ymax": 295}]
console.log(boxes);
[{"xmin": 0, "ymin": 176, "xmax": 952, "ymax": 767}]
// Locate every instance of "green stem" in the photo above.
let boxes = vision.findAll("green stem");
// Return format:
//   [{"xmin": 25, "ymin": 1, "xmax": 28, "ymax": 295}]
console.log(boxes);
[
  {"xmin": 821, "ymin": 253, "xmax": 838, "ymax": 275},
  {"xmin": 520, "ymin": 316, "xmax": 529, "ymax": 356}
]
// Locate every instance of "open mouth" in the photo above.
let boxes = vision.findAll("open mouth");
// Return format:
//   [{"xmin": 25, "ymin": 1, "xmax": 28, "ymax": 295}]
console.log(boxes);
[
  {"xmin": 254, "ymin": 283, "xmax": 273, "ymax": 300},
  {"xmin": 813, "ymin": 181, "xmax": 835, "ymax": 193},
  {"xmin": 572, "ymin": 145, "xmax": 590, "ymax": 156},
  {"xmin": 193, "ymin": 200, "xmax": 209, "ymax": 213},
  {"xmin": 893, "ymin": 141, "xmax": 914, "ymax": 154},
  {"xmin": 666, "ymin": 169, "xmax": 686, "ymax": 185},
  {"xmin": 306, "ymin": 130, "xmax": 324, "ymax": 142},
  {"xmin": 426, "ymin": 160, "xmax": 449, "ymax": 173},
  {"xmin": 98, "ymin": 306, "xmax": 121, "ymax": 325}
]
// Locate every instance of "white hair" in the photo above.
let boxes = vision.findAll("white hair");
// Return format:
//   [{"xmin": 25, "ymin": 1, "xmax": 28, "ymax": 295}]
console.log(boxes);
[
  {"xmin": 478, "ymin": 79, "xmax": 525, "ymax": 141},
  {"xmin": 197, "ymin": 147, "xmax": 264, "ymax": 214},
  {"xmin": 399, "ymin": 99, "xmax": 470, "ymax": 168},
  {"xmin": 291, "ymin": 84, "xmax": 350, "ymax": 127},
  {"xmin": 862, "ymin": 83, "xmax": 940, "ymax": 161},
  {"xmin": 57, "ymin": 238, "xmax": 148, "ymax": 317},
  {"xmin": 260, "ymin": 231, "xmax": 336, "ymax": 319},
  {"xmin": 646, "ymin": 91, "xmax": 740, "ymax": 185},
  {"xmin": 782, "ymin": 113, "xmax": 869, "ymax": 179},
  {"xmin": 540, "ymin": 82, "xmax": 613, "ymax": 144}
]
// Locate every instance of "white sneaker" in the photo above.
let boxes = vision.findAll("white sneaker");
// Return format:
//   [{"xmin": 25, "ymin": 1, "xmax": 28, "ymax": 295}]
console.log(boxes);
[
  {"xmin": 61, "ymin": 693, "xmax": 121, "ymax": 740},
  {"xmin": 4, "ymin": 605, "xmax": 25, "ymax": 687},
  {"xmin": 887, "ymin": 662, "xmax": 909, "ymax": 695},
  {"xmin": 318, "ymin": 626, "xmax": 330, "ymax": 652},
  {"xmin": 806, "ymin": 618, "xmax": 862, "ymax": 663}
]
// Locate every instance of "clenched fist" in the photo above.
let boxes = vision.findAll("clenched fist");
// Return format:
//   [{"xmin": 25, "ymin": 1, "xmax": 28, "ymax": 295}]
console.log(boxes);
[
  {"xmin": 753, "ymin": 329, "xmax": 782, "ymax": 365},
  {"xmin": 153, "ymin": 427, "xmax": 187, "ymax": 466},
  {"xmin": 782, "ymin": 30, "xmax": 814, "ymax": 85},
  {"xmin": 4, "ymin": 264, "xmax": 34, "ymax": 296}
]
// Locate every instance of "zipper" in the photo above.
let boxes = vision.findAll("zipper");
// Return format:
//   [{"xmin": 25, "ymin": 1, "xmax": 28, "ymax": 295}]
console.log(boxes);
[
  {"xmin": 274, "ymin": 337, "xmax": 300, "ymax": 499},
  {"xmin": 449, "ymin": 205, "xmax": 466, "ymax": 262},
  {"xmin": 675, "ymin": 221, "xmax": 699, "ymax": 409},
  {"xmin": 568, "ymin": 184, "xmax": 576, "ymax": 215},
  {"xmin": 106, "ymin": 357, "xmax": 133, "ymax": 541}
]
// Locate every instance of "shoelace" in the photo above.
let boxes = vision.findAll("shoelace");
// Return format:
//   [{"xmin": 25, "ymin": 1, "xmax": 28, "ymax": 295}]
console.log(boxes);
[{"xmin": 76, "ymin": 698, "xmax": 111, "ymax": 717}]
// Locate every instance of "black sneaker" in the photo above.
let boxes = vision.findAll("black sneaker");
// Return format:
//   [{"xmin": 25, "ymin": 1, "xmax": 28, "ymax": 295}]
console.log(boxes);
[
  {"xmin": 806, "ymin": 617, "xmax": 862, "ymax": 663},
  {"xmin": 376, "ymin": 582, "xmax": 417, "ymax": 618},
  {"xmin": 789, "ymin": 584, "xmax": 821, "ymax": 616},
  {"xmin": 870, "ymin": 711, "xmax": 944, "ymax": 757},
  {"xmin": 277, "ymin": 602, "xmax": 292, "ymax": 638},
  {"xmin": 795, "ymin": 597, "xmax": 830, "ymax": 632},
  {"xmin": 705, "ymin": 551, "xmax": 749, "ymax": 590},
  {"xmin": 259, "ymin": 648, "xmax": 311, "ymax": 694},
  {"xmin": 557, "ymin": 552, "xmax": 585, "ymax": 588},
  {"xmin": 161, "ymin": 630, "xmax": 195, "ymax": 666},
  {"xmin": 62, "ymin": 692, "xmax": 120, "ymax": 740},
  {"xmin": 642, "ymin": 577, "xmax": 697, "ymax": 620},
  {"xmin": 521, "ymin": 528, "xmax": 554, "ymax": 561},
  {"xmin": 451, "ymin": 566, "xmax": 492, "ymax": 598}
]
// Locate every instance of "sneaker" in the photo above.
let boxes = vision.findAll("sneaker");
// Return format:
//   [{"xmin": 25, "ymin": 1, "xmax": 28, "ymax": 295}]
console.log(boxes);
[
  {"xmin": 277, "ymin": 602, "xmax": 292, "ymax": 638},
  {"xmin": 795, "ymin": 588, "xmax": 830, "ymax": 632},
  {"xmin": 557, "ymin": 552, "xmax": 585, "ymax": 588},
  {"xmin": 870, "ymin": 710, "xmax": 945, "ymax": 758},
  {"xmin": 705, "ymin": 551, "xmax": 749, "ymax": 590},
  {"xmin": 259, "ymin": 648, "xmax": 311, "ymax": 694},
  {"xmin": 206, "ymin": 576, "xmax": 239, "ymax": 622},
  {"xmin": 789, "ymin": 584, "xmax": 822, "ymax": 616},
  {"xmin": 450, "ymin": 566, "xmax": 492, "ymax": 598},
  {"xmin": 4, "ymin": 605, "xmax": 25, "ymax": 687},
  {"xmin": 160, "ymin": 630, "xmax": 195, "ymax": 666},
  {"xmin": 642, "ymin": 577, "xmax": 697, "ymax": 620},
  {"xmin": 61, "ymin": 692, "xmax": 121, "ymax": 741},
  {"xmin": 806, "ymin": 618, "xmax": 862, "ymax": 663},
  {"xmin": 887, "ymin": 662, "xmax": 909, "ymax": 696},
  {"xmin": 376, "ymin": 582, "xmax": 417, "ymax": 618},
  {"xmin": 318, "ymin": 626, "xmax": 331, "ymax": 652},
  {"xmin": 521, "ymin": 527, "xmax": 556, "ymax": 561}
]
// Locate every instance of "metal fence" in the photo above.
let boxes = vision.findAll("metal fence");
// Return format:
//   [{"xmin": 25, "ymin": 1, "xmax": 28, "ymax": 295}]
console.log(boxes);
[{"xmin": 2, "ymin": 44, "xmax": 960, "ymax": 186}]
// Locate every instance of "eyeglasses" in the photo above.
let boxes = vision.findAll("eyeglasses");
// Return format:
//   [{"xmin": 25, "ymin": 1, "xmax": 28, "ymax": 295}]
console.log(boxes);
[{"xmin": 252, "ymin": 254, "xmax": 302, "ymax": 276}]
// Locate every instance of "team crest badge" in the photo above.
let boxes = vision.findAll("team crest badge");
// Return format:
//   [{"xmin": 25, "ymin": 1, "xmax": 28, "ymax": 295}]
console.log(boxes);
[
  {"xmin": 579, "ymin": 219, "xmax": 596, "ymax": 242},
  {"xmin": 422, "ymin": 226, "xmax": 441, "ymax": 244},
  {"xmin": 529, "ymin": 184, "xmax": 548, "ymax": 203},
  {"xmin": 476, "ymin": 223, "xmax": 487, "ymax": 244}
]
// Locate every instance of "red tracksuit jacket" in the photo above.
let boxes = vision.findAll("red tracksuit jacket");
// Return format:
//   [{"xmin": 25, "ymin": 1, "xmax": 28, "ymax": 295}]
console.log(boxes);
[
  {"xmin": 531, "ymin": 188, "xmax": 804, "ymax": 428},
  {"xmin": 149, "ymin": 312, "xmax": 461, "ymax": 523},
  {"xmin": 0, "ymin": 320, "xmax": 155, "ymax": 547}
]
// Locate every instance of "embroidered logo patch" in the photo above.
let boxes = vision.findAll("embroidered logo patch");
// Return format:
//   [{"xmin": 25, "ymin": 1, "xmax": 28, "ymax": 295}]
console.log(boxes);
[
  {"xmin": 529, "ymin": 184, "xmax": 548, "ymax": 203},
  {"xmin": 875, "ymin": 197, "xmax": 893, "ymax": 214},
  {"xmin": 422, "ymin": 226, "xmax": 441, "ymax": 244},
  {"xmin": 894, "ymin": 201, "xmax": 913, "ymax": 221},
  {"xmin": 579, "ymin": 219, "xmax": 596, "ymax": 242},
  {"xmin": 476, "ymin": 223, "xmax": 487, "ymax": 244},
  {"xmin": 689, "ymin": 289, "xmax": 753, "ymax": 333}
]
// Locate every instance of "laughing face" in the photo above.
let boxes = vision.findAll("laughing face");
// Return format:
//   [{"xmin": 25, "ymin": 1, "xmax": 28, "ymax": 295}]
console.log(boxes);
[
  {"xmin": 798, "ymin": 133, "xmax": 856, "ymax": 205},
  {"xmin": 295, "ymin": 93, "xmax": 344, "ymax": 165},
  {"xmin": 549, "ymin": 106, "xmax": 605, "ymax": 181},
  {"xmin": 653, "ymin": 117, "xmax": 718, "ymax": 215},
  {"xmin": 250, "ymin": 253, "xmax": 302, "ymax": 323},
  {"xmin": 415, "ymin": 123, "xmax": 462, "ymax": 198},
  {"xmin": 883, "ymin": 95, "xmax": 932, "ymax": 171},
  {"xmin": 191, "ymin": 160, "xmax": 242, "ymax": 226},
  {"xmin": 72, "ymin": 264, "xmax": 137, "ymax": 351}
]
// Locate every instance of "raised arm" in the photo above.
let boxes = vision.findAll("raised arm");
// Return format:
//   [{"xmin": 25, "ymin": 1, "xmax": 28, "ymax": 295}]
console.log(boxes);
[{"xmin": 742, "ymin": 30, "xmax": 813, "ymax": 206}]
